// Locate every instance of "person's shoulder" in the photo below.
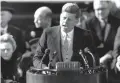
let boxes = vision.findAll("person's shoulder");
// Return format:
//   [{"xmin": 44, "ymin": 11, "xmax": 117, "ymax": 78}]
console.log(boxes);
[
  {"xmin": 75, "ymin": 26, "xmax": 90, "ymax": 32},
  {"xmin": 44, "ymin": 25, "xmax": 60, "ymax": 33},
  {"xmin": 22, "ymin": 51, "xmax": 33, "ymax": 58},
  {"xmin": 75, "ymin": 26, "xmax": 91, "ymax": 36},
  {"xmin": 85, "ymin": 16, "xmax": 97, "ymax": 24},
  {"xmin": 108, "ymin": 15, "xmax": 120, "ymax": 25}
]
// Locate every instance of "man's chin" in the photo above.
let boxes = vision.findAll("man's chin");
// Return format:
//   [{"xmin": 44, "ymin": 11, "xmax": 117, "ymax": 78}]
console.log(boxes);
[
  {"xmin": 3, "ymin": 58, "xmax": 11, "ymax": 61},
  {"xmin": 98, "ymin": 16, "xmax": 107, "ymax": 20}
]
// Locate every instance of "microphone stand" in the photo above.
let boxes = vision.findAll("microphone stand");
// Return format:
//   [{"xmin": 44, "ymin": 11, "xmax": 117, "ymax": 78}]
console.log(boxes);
[
  {"xmin": 84, "ymin": 47, "xmax": 96, "ymax": 67},
  {"xmin": 40, "ymin": 49, "xmax": 50, "ymax": 69},
  {"xmin": 79, "ymin": 50, "xmax": 89, "ymax": 69},
  {"xmin": 48, "ymin": 51, "xmax": 57, "ymax": 69}
]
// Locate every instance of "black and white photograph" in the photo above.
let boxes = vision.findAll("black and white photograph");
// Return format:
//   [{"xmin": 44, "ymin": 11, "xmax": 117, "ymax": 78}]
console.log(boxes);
[{"xmin": 0, "ymin": 0, "xmax": 120, "ymax": 83}]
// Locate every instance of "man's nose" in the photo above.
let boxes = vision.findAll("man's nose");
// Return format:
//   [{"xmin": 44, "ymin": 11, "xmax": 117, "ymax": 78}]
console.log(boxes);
[
  {"xmin": 98, "ymin": 10, "xmax": 103, "ymax": 14},
  {"xmin": 64, "ymin": 18, "xmax": 68, "ymax": 24},
  {"xmin": 37, "ymin": 20, "xmax": 41, "ymax": 24},
  {"xmin": 4, "ymin": 50, "xmax": 8, "ymax": 54},
  {"xmin": 34, "ymin": 19, "xmax": 38, "ymax": 23}
]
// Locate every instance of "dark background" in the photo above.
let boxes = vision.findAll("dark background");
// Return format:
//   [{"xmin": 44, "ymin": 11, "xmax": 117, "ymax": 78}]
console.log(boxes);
[{"xmin": 4, "ymin": 1, "xmax": 93, "ymax": 31}]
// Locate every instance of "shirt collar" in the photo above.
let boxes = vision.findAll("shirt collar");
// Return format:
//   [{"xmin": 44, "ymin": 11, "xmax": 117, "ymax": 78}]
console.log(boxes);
[
  {"xmin": 61, "ymin": 27, "xmax": 74, "ymax": 38},
  {"xmin": 1, "ymin": 25, "xmax": 8, "ymax": 31}
]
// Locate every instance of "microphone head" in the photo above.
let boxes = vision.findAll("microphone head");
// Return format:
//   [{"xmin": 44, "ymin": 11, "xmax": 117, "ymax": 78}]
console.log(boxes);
[
  {"xmin": 45, "ymin": 49, "xmax": 50, "ymax": 54},
  {"xmin": 79, "ymin": 49, "xmax": 83, "ymax": 54},
  {"xmin": 53, "ymin": 51, "xmax": 57, "ymax": 55},
  {"xmin": 84, "ymin": 47, "xmax": 90, "ymax": 53}
]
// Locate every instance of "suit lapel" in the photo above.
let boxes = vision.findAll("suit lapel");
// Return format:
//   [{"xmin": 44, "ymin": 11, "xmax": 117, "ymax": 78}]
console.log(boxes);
[
  {"xmin": 73, "ymin": 27, "xmax": 78, "ymax": 52},
  {"xmin": 52, "ymin": 26, "xmax": 62, "ymax": 61},
  {"xmin": 93, "ymin": 18, "xmax": 103, "ymax": 41},
  {"xmin": 7, "ymin": 26, "xmax": 11, "ymax": 34},
  {"xmin": 104, "ymin": 24, "xmax": 111, "ymax": 42}
]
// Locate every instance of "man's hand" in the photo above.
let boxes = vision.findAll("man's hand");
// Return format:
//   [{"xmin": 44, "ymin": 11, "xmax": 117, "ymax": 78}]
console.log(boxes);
[
  {"xmin": 100, "ymin": 53, "xmax": 112, "ymax": 65},
  {"xmin": 116, "ymin": 55, "xmax": 120, "ymax": 71}
]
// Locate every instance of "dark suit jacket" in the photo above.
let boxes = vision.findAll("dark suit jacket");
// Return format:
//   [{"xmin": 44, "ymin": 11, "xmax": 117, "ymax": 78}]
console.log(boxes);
[
  {"xmin": 83, "ymin": 15, "xmax": 120, "ymax": 57},
  {"xmin": 7, "ymin": 25, "xmax": 26, "ymax": 54},
  {"xmin": 1, "ymin": 51, "xmax": 20, "ymax": 80},
  {"xmin": 114, "ymin": 27, "xmax": 120, "ymax": 50},
  {"xmin": 33, "ymin": 26, "xmax": 99, "ymax": 68}
]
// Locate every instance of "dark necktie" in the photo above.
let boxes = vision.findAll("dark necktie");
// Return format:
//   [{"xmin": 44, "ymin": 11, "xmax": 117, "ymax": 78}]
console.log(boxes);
[{"xmin": 101, "ymin": 21, "xmax": 107, "ymax": 42}]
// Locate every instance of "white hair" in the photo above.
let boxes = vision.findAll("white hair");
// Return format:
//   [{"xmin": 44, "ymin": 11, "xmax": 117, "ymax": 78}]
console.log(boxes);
[
  {"xmin": 0, "ymin": 33, "xmax": 17, "ymax": 51},
  {"xmin": 34, "ymin": 6, "xmax": 52, "ymax": 18}
]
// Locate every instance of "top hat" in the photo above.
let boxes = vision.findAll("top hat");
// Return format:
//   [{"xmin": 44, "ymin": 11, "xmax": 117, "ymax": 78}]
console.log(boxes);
[{"xmin": 1, "ymin": 1, "xmax": 15, "ymax": 14}]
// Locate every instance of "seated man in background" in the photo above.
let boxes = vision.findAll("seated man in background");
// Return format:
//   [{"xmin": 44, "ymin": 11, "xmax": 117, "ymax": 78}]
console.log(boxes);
[
  {"xmin": 110, "ymin": 0, "xmax": 120, "ymax": 19},
  {"xmin": 33, "ymin": 3, "xmax": 99, "ymax": 69},
  {"xmin": 108, "ymin": 27, "xmax": 120, "ymax": 83},
  {"xmin": 1, "ymin": 1, "xmax": 26, "ymax": 54},
  {"xmin": 18, "ymin": 38, "xmax": 39, "ymax": 83},
  {"xmin": 116, "ymin": 55, "xmax": 120, "ymax": 72},
  {"xmin": 25, "ymin": 6, "xmax": 52, "ymax": 49},
  {"xmin": 0, "ymin": 34, "xmax": 21, "ymax": 83},
  {"xmin": 83, "ymin": 0, "xmax": 120, "ymax": 66}
]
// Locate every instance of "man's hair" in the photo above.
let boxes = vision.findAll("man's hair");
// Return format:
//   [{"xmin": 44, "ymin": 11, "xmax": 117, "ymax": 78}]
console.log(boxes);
[
  {"xmin": 34, "ymin": 6, "xmax": 52, "ymax": 18},
  {"xmin": 93, "ymin": 0, "xmax": 111, "ymax": 9},
  {"xmin": 0, "ymin": 33, "xmax": 16, "ymax": 51},
  {"xmin": 61, "ymin": 3, "xmax": 80, "ymax": 18}
]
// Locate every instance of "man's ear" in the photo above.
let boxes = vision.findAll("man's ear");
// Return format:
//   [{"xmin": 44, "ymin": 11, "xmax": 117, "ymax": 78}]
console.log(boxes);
[
  {"xmin": 60, "ymin": 13, "xmax": 62, "ymax": 18},
  {"xmin": 8, "ymin": 12, "xmax": 13, "ymax": 22},
  {"xmin": 75, "ymin": 18, "xmax": 79, "ymax": 25}
]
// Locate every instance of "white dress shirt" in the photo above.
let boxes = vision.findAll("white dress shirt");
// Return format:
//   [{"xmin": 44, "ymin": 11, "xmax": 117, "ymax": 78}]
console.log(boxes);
[
  {"xmin": 61, "ymin": 27, "xmax": 74, "ymax": 62},
  {"xmin": 0, "ymin": 25, "xmax": 8, "ymax": 35}
]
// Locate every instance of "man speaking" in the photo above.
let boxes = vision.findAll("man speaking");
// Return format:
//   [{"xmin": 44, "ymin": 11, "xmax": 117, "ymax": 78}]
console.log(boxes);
[{"xmin": 33, "ymin": 3, "xmax": 99, "ymax": 69}]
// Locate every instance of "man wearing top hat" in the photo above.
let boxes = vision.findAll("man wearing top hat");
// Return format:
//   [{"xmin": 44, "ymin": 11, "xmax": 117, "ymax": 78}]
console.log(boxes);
[
  {"xmin": 1, "ymin": 1, "xmax": 26, "ymax": 54},
  {"xmin": 33, "ymin": 3, "xmax": 99, "ymax": 69}
]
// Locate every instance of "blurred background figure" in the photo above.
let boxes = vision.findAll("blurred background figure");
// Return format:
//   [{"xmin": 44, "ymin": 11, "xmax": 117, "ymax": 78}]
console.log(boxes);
[
  {"xmin": 0, "ymin": 33, "xmax": 21, "ymax": 83},
  {"xmin": 18, "ymin": 38, "xmax": 39, "ymax": 83},
  {"xmin": 116, "ymin": 55, "xmax": 120, "ymax": 72},
  {"xmin": 108, "ymin": 26, "xmax": 120, "ymax": 83},
  {"xmin": 83, "ymin": 0, "xmax": 120, "ymax": 83},
  {"xmin": 34, "ymin": 6, "xmax": 52, "ymax": 29},
  {"xmin": 83, "ymin": 0, "xmax": 120, "ymax": 64},
  {"xmin": 110, "ymin": 0, "xmax": 120, "ymax": 19},
  {"xmin": 25, "ymin": 6, "xmax": 52, "ymax": 50},
  {"xmin": 76, "ymin": 10, "xmax": 87, "ymax": 29},
  {"xmin": 1, "ymin": 1, "xmax": 26, "ymax": 55}
]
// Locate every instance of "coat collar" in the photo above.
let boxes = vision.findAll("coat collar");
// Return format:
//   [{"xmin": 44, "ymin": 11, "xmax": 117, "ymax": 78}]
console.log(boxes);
[{"xmin": 93, "ymin": 17, "xmax": 111, "ymax": 42}]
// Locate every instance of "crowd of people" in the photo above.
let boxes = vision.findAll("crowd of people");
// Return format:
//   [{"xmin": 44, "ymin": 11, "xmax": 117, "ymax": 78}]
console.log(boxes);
[{"xmin": 0, "ymin": 0, "xmax": 120, "ymax": 83}]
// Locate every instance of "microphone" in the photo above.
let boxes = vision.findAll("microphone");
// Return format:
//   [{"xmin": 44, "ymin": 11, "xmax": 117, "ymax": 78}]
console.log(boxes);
[
  {"xmin": 79, "ymin": 49, "xmax": 89, "ymax": 69},
  {"xmin": 40, "ymin": 49, "xmax": 50, "ymax": 69},
  {"xmin": 84, "ymin": 47, "xmax": 96, "ymax": 67},
  {"xmin": 48, "ymin": 51, "xmax": 57, "ymax": 69}
]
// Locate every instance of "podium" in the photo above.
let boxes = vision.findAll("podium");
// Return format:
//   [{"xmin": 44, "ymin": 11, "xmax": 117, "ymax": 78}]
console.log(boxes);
[{"xmin": 26, "ymin": 62, "xmax": 108, "ymax": 83}]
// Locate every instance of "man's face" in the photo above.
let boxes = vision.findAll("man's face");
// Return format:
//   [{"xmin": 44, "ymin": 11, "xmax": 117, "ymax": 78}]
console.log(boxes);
[
  {"xmin": 94, "ymin": 2, "xmax": 110, "ymax": 20},
  {"xmin": 0, "ymin": 42, "xmax": 14, "ymax": 60},
  {"xmin": 1, "ymin": 11, "xmax": 12, "ymax": 27},
  {"xmin": 34, "ymin": 12, "xmax": 48, "ymax": 29},
  {"xmin": 60, "ymin": 12, "xmax": 78, "ymax": 32},
  {"xmin": 30, "ymin": 44, "xmax": 37, "ymax": 53}
]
